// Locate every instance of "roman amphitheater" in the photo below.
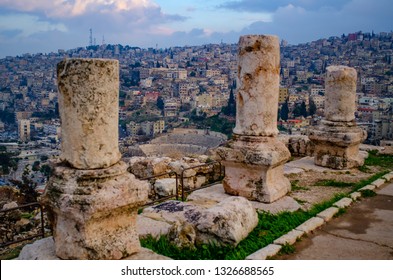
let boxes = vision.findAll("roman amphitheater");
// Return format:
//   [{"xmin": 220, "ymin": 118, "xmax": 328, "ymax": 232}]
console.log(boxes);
[{"xmin": 127, "ymin": 128, "xmax": 227, "ymax": 157}]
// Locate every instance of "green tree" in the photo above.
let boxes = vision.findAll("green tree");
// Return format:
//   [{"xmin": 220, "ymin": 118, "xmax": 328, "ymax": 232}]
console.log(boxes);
[
  {"xmin": 10, "ymin": 166, "xmax": 38, "ymax": 204},
  {"xmin": 280, "ymin": 100, "xmax": 289, "ymax": 121},
  {"xmin": 156, "ymin": 96, "xmax": 164, "ymax": 111},
  {"xmin": 32, "ymin": 161, "xmax": 40, "ymax": 172},
  {"xmin": 222, "ymin": 88, "xmax": 236, "ymax": 117},
  {"xmin": 308, "ymin": 98, "xmax": 317, "ymax": 116}
]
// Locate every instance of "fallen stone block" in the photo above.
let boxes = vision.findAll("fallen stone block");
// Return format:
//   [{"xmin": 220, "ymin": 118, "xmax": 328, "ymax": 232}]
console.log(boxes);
[
  {"xmin": 195, "ymin": 196, "xmax": 258, "ymax": 246},
  {"xmin": 154, "ymin": 178, "xmax": 177, "ymax": 197},
  {"xmin": 137, "ymin": 215, "xmax": 172, "ymax": 238}
]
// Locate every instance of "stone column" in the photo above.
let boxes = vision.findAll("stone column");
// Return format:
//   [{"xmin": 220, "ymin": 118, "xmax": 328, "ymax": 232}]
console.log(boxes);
[
  {"xmin": 309, "ymin": 66, "xmax": 366, "ymax": 169},
  {"xmin": 233, "ymin": 35, "xmax": 280, "ymax": 137},
  {"xmin": 43, "ymin": 58, "xmax": 148, "ymax": 259},
  {"xmin": 325, "ymin": 66, "xmax": 357, "ymax": 122},
  {"xmin": 216, "ymin": 35, "xmax": 291, "ymax": 203},
  {"xmin": 57, "ymin": 59, "xmax": 121, "ymax": 169}
]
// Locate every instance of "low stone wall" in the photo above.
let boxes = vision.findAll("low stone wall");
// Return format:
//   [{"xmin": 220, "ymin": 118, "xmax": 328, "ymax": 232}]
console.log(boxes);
[
  {"xmin": 278, "ymin": 135, "xmax": 315, "ymax": 157},
  {"xmin": 139, "ymin": 144, "xmax": 208, "ymax": 157},
  {"xmin": 127, "ymin": 156, "xmax": 221, "ymax": 202},
  {"xmin": 151, "ymin": 133, "xmax": 225, "ymax": 149}
]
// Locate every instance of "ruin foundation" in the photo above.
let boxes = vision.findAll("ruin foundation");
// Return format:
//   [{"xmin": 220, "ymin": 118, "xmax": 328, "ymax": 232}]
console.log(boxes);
[
  {"xmin": 216, "ymin": 35, "xmax": 290, "ymax": 203},
  {"xmin": 309, "ymin": 66, "xmax": 366, "ymax": 169},
  {"xmin": 43, "ymin": 58, "xmax": 148, "ymax": 259},
  {"xmin": 43, "ymin": 162, "xmax": 148, "ymax": 259}
]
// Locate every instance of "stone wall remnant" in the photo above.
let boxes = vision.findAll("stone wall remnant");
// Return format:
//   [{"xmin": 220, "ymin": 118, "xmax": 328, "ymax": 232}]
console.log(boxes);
[
  {"xmin": 215, "ymin": 35, "xmax": 291, "ymax": 203},
  {"xmin": 309, "ymin": 65, "xmax": 366, "ymax": 169},
  {"xmin": 43, "ymin": 58, "xmax": 148, "ymax": 259}
]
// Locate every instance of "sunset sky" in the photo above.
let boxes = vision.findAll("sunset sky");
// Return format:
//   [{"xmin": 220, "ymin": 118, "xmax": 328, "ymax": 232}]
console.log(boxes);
[{"xmin": 0, "ymin": 0, "xmax": 392, "ymax": 57}]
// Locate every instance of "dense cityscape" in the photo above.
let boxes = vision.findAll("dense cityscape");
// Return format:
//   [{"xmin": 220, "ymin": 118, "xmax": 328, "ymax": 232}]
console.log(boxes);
[{"xmin": 0, "ymin": 30, "xmax": 392, "ymax": 188}]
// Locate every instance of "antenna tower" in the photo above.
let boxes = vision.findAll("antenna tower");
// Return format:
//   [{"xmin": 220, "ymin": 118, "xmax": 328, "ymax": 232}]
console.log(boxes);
[{"xmin": 89, "ymin": 28, "xmax": 93, "ymax": 46}]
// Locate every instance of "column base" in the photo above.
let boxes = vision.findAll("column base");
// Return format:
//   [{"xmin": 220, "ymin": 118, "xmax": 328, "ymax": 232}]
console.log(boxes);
[
  {"xmin": 309, "ymin": 122, "xmax": 366, "ymax": 170},
  {"xmin": 42, "ymin": 161, "xmax": 148, "ymax": 259},
  {"xmin": 216, "ymin": 135, "xmax": 291, "ymax": 203}
]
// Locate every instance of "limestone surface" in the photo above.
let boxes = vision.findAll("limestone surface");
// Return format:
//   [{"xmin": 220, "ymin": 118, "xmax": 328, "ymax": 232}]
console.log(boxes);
[
  {"xmin": 154, "ymin": 178, "xmax": 177, "ymax": 197},
  {"xmin": 42, "ymin": 161, "xmax": 148, "ymax": 259},
  {"xmin": 216, "ymin": 136, "xmax": 291, "ymax": 203},
  {"xmin": 233, "ymin": 35, "xmax": 280, "ymax": 137},
  {"xmin": 57, "ymin": 58, "xmax": 121, "ymax": 169},
  {"xmin": 309, "ymin": 66, "xmax": 366, "ymax": 170},
  {"xmin": 246, "ymin": 244, "xmax": 282, "ymax": 260},
  {"xmin": 140, "ymin": 197, "xmax": 258, "ymax": 247},
  {"xmin": 325, "ymin": 66, "xmax": 357, "ymax": 122}
]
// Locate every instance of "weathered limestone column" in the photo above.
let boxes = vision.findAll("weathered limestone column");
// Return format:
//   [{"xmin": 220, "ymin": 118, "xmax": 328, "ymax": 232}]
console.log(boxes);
[
  {"xmin": 57, "ymin": 59, "xmax": 121, "ymax": 169},
  {"xmin": 233, "ymin": 35, "xmax": 280, "ymax": 137},
  {"xmin": 216, "ymin": 35, "xmax": 291, "ymax": 203},
  {"xmin": 42, "ymin": 58, "xmax": 148, "ymax": 259},
  {"xmin": 309, "ymin": 65, "xmax": 366, "ymax": 169}
]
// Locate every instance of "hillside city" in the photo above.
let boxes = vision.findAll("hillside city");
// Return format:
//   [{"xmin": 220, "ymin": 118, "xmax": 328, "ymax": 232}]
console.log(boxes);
[{"xmin": 0, "ymin": 30, "xmax": 392, "ymax": 190}]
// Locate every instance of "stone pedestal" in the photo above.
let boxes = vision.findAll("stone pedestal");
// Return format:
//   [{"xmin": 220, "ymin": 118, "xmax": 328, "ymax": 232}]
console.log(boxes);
[
  {"xmin": 217, "ymin": 136, "xmax": 290, "ymax": 203},
  {"xmin": 42, "ymin": 58, "xmax": 148, "ymax": 259},
  {"xmin": 309, "ymin": 121, "xmax": 366, "ymax": 169},
  {"xmin": 309, "ymin": 66, "xmax": 366, "ymax": 169},
  {"xmin": 42, "ymin": 162, "xmax": 148, "ymax": 259},
  {"xmin": 216, "ymin": 35, "xmax": 290, "ymax": 203}
]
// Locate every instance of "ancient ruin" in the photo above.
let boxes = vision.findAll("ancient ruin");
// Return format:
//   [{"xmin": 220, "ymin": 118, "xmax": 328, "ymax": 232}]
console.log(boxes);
[
  {"xmin": 42, "ymin": 58, "xmax": 148, "ymax": 259},
  {"xmin": 309, "ymin": 65, "xmax": 366, "ymax": 169},
  {"xmin": 216, "ymin": 35, "xmax": 291, "ymax": 203}
]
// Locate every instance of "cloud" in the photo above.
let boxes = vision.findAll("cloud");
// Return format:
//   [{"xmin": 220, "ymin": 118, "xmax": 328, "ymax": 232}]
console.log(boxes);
[
  {"xmin": 0, "ymin": 13, "xmax": 67, "ymax": 37},
  {"xmin": 220, "ymin": 0, "xmax": 393, "ymax": 44},
  {"xmin": 0, "ymin": 0, "xmax": 161, "ymax": 18},
  {"xmin": 219, "ymin": 0, "xmax": 352, "ymax": 13}
]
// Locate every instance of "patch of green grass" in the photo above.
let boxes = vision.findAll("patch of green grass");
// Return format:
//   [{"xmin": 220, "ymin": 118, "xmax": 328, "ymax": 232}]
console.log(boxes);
[
  {"xmin": 315, "ymin": 180, "xmax": 354, "ymax": 188},
  {"xmin": 358, "ymin": 165, "xmax": 371, "ymax": 173},
  {"xmin": 364, "ymin": 151, "xmax": 393, "ymax": 169},
  {"xmin": 291, "ymin": 180, "xmax": 309, "ymax": 191},
  {"xmin": 278, "ymin": 243, "xmax": 296, "ymax": 255},
  {"xmin": 294, "ymin": 198, "xmax": 307, "ymax": 204},
  {"xmin": 0, "ymin": 246, "xmax": 23, "ymax": 260},
  {"xmin": 334, "ymin": 208, "xmax": 347, "ymax": 217},
  {"xmin": 360, "ymin": 189, "xmax": 377, "ymax": 198},
  {"xmin": 353, "ymin": 171, "xmax": 389, "ymax": 191}
]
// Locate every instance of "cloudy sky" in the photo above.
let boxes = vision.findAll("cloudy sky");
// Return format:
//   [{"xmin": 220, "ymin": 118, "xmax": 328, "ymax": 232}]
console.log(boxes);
[{"xmin": 0, "ymin": 0, "xmax": 392, "ymax": 57}]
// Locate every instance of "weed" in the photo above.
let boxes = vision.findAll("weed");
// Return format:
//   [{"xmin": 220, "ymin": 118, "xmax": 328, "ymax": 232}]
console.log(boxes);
[
  {"xmin": 294, "ymin": 198, "xmax": 307, "ymax": 204},
  {"xmin": 333, "ymin": 208, "xmax": 347, "ymax": 217},
  {"xmin": 360, "ymin": 189, "xmax": 377, "ymax": 197},
  {"xmin": 279, "ymin": 243, "xmax": 296, "ymax": 255},
  {"xmin": 291, "ymin": 180, "xmax": 309, "ymax": 191},
  {"xmin": 358, "ymin": 165, "xmax": 371, "ymax": 173},
  {"xmin": 315, "ymin": 180, "xmax": 353, "ymax": 188},
  {"xmin": 364, "ymin": 151, "xmax": 393, "ymax": 169}
]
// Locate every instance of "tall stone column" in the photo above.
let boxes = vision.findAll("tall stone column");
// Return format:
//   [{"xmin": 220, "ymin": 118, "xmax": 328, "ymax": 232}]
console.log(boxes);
[
  {"xmin": 216, "ymin": 35, "xmax": 291, "ymax": 203},
  {"xmin": 309, "ymin": 65, "xmax": 366, "ymax": 169},
  {"xmin": 42, "ymin": 58, "xmax": 148, "ymax": 259}
]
